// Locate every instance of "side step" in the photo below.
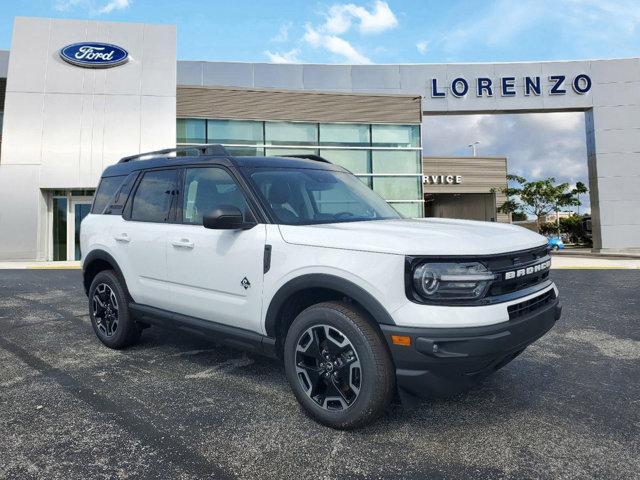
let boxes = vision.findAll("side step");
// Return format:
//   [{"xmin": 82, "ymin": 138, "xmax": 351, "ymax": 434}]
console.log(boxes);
[{"xmin": 129, "ymin": 303, "xmax": 277, "ymax": 359}]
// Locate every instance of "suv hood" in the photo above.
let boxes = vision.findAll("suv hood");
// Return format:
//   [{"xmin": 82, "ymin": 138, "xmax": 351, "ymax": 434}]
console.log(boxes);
[{"xmin": 278, "ymin": 218, "xmax": 547, "ymax": 256}]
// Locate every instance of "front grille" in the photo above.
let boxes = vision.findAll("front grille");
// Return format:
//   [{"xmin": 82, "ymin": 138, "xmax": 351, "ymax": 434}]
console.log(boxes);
[
  {"xmin": 489, "ymin": 270, "xmax": 550, "ymax": 296},
  {"xmin": 486, "ymin": 245, "xmax": 551, "ymax": 297},
  {"xmin": 508, "ymin": 289, "xmax": 556, "ymax": 320}
]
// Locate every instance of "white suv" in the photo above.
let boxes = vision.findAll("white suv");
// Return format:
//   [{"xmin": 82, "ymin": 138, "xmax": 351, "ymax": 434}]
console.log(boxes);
[{"xmin": 81, "ymin": 145, "xmax": 561, "ymax": 429}]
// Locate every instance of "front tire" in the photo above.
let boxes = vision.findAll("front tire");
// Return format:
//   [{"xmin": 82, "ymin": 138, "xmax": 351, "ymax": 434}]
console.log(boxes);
[
  {"xmin": 88, "ymin": 270, "xmax": 140, "ymax": 349},
  {"xmin": 284, "ymin": 301, "xmax": 395, "ymax": 429}
]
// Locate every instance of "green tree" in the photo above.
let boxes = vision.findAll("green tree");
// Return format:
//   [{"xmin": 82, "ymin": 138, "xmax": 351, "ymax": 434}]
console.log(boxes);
[
  {"xmin": 559, "ymin": 215, "xmax": 591, "ymax": 244},
  {"xmin": 511, "ymin": 211, "xmax": 528, "ymax": 222},
  {"xmin": 498, "ymin": 175, "xmax": 588, "ymax": 232}
]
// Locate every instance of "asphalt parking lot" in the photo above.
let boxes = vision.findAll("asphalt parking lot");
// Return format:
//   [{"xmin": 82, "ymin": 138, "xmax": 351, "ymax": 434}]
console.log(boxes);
[{"xmin": 0, "ymin": 269, "xmax": 638, "ymax": 480}]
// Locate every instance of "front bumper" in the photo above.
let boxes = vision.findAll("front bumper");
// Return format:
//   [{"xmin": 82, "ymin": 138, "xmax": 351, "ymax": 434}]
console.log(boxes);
[{"xmin": 381, "ymin": 296, "xmax": 561, "ymax": 402}]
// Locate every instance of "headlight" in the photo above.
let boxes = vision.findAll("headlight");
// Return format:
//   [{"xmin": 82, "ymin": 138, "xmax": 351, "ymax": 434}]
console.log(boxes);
[{"xmin": 412, "ymin": 262, "xmax": 497, "ymax": 301}]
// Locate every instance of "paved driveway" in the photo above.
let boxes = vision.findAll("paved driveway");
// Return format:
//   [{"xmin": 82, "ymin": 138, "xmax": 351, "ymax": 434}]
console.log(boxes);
[{"xmin": 0, "ymin": 269, "xmax": 638, "ymax": 479}]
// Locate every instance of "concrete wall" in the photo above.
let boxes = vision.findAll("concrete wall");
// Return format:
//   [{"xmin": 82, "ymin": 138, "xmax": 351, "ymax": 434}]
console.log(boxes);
[{"xmin": 0, "ymin": 17, "xmax": 176, "ymax": 260}]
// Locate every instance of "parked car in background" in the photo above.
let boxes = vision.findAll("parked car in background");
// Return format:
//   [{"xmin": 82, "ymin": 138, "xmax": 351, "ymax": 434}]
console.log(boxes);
[{"xmin": 548, "ymin": 237, "xmax": 565, "ymax": 250}]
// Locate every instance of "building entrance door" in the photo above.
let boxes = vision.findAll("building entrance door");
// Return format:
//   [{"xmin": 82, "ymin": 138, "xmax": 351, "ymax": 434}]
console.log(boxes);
[
  {"xmin": 71, "ymin": 198, "xmax": 92, "ymax": 260},
  {"xmin": 49, "ymin": 191, "xmax": 94, "ymax": 261}
]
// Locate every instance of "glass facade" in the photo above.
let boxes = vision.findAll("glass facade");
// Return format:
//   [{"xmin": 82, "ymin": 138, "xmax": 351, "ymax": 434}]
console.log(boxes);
[
  {"xmin": 319, "ymin": 149, "xmax": 369, "ymax": 174},
  {"xmin": 371, "ymin": 124, "xmax": 420, "ymax": 147},
  {"xmin": 265, "ymin": 122, "xmax": 317, "ymax": 145},
  {"xmin": 371, "ymin": 150, "xmax": 421, "ymax": 174},
  {"xmin": 177, "ymin": 119, "xmax": 423, "ymax": 216},
  {"xmin": 207, "ymin": 120, "xmax": 263, "ymax": 145},
  {"xmin": 177, "ymin": 118, "xmax": 206, "ymax": 144},
  {"xmin": 319, "ymin": 123, "xmax": 370, "ymax": 146}
]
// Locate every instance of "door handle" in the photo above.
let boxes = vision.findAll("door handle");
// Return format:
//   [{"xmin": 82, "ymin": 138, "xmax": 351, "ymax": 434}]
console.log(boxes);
[
  {"xmin": 171, "ymin": 238, "xmax": 194, "ymax": 249},
  {"xmin": 114, "ymin": 233, "xmax": 130, "ymax": 243}
]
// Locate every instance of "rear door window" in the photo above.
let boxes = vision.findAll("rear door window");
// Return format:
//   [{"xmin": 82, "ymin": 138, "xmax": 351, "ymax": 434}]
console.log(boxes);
[{"xmin": 130, "ymin": 170, "xmax": 179, "ymax": 223}]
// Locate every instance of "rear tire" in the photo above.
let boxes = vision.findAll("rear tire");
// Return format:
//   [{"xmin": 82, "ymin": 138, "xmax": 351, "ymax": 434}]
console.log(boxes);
[
  {"xmin": 88, "ymin": 270, "xmax": 140, "ymax": 349},
  {"xmin": 284, "ymin": 301, "xmax": 395, "ymax": 429}
]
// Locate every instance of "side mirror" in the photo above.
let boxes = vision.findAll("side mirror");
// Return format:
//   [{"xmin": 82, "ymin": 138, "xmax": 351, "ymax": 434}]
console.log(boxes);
[{"xmin": 203, "ymin": 206, "xmax": 255, "ymax": 230}]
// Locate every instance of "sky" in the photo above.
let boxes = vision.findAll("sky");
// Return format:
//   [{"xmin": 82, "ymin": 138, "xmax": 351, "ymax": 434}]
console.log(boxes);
[{"xmin": 1, "ymin": 0, "xmax": 639, "ymax": 214}]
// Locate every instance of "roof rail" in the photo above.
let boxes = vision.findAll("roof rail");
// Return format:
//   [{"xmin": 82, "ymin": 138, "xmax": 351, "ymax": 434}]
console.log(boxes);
[
  {"xmin": 283, "ymin": 154, "xmax": 332, "ymax": 164},
  {"xmin": 118, "ymin": 144, "xmax": 229, "ymax": 163}
]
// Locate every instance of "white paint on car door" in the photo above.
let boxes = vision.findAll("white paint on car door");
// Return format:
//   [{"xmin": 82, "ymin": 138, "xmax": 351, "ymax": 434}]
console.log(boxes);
[
  {"xmin": 166, "ymin": 166, "xmax": 266, "ymax": 332},
  {"xmin": 167, "ymin": 223, "xmax": 267, "ymax": 331},
  {"xmin": 111, "ymin": 168, "xmax": 179, "ymax": 310}
]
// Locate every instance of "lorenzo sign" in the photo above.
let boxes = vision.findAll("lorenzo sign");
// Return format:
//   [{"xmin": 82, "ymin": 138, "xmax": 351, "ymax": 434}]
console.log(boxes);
[
  {"xmin": 60, "ymin": 42, "xmax": 129, "ymax": 68},
  {"xmin": 430, "ymin": 74, "xmax": 592, "ymax": 98}
]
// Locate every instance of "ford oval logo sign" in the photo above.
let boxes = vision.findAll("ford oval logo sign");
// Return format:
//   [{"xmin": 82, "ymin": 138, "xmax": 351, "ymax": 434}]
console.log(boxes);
[{"xmin": 60, "ymin": 42, "xmax": 129, "ymax": 68}]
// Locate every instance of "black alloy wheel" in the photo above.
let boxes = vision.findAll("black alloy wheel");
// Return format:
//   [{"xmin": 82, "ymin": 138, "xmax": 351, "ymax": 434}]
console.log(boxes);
[
  {"xmin": 284, "ymin": 301, "xmax": 395, "ymax": 429},
  {"xmin": 92, "ymin": 282, "xmax": 119, "ymax": 337},
  {"xmin": 295, "ymin": 324, "xmax": 362, "ymax": 411},
  {"xmin": 88, "ymin": 270, "xmax": 141, "ymax": 349}
]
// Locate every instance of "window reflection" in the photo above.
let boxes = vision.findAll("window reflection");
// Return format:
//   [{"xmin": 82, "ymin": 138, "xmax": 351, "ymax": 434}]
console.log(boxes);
[
  {"xmin": 319, "ymin": 123, "xmax": 370, "ymax": 146},
  {"xmin": 265, "ymin": 122, "xmax": 317, "ymax": 145},
  {"xmin": 207, "ymin": 120, "xmax": 263, "ymax": 145},
  {"xmin": 177, "ymin": 119, "xmax": 206, "ymax": 144}
]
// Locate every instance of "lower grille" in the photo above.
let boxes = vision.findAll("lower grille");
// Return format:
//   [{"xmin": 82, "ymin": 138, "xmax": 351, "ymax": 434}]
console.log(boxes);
[{"xmin": 508, "ymin": 289, "xmax": 556, "ymax": 320}]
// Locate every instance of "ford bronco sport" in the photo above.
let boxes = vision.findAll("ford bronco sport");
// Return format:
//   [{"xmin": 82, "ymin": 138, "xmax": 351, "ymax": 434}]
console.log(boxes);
[{"xmin": 81, "ymin": 145, "xmax": 561, "ymax": 429}]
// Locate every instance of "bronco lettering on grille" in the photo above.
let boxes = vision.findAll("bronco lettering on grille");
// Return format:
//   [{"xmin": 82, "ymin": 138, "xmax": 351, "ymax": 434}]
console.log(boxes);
[{"xmin": 504, "ymin": 260, "xmax": 551, "ymax": 280}]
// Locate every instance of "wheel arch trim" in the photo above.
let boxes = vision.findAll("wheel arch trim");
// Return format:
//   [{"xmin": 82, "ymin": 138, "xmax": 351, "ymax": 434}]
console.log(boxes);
[
  {"xmin": 264, "ymin": 273, "xmax": 396, "ymax": 337},
  {"xmin": 82, "ymin": 249, "xmax": 130, "ymax": 299}
]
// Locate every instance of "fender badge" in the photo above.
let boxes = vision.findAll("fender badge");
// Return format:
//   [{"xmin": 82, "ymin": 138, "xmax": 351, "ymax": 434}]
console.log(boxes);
[{"xmin": 241, "ymin": 277, "xmax": 251, "ymax": 289}]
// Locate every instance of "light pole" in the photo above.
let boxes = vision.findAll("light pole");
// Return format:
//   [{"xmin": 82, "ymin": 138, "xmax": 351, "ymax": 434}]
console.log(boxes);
[{"xmin": 468, "ymin": 141, "xmax": 480, "ymax": 157}]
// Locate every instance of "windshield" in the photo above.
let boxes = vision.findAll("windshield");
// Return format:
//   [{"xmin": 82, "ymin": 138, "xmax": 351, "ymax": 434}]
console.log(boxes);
[{"xmin": 249, "ymin": 168, "xmax": 402, "ymax": 225}]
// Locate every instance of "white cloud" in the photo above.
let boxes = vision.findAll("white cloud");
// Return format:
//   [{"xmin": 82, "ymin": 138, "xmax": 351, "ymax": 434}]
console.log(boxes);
[
  {"xmin": 323, "ymin": 1, "xmax": 398, "ymax": 35},
  {"xmin": 304, "ymin": 25, "xmax": 372, "ymax": 64},
  {"xmin": 427, "ymin": 0, "xmax": 640, "ymax": 60},
  {"xmin": 54, "ymin": 0, "xmax": 83, "ymax": 10},
  {"xmin": 435, "ymin": 1, "xmax": 538, "ymax": 54},
  {"xmin": 54, "ymin": 0, "xmax": 130, "ymax": 15},
  {"xmin": 99, "ymin": 0, "xmax": 129, "ymax": 14},
  {"xmin": 527, "ymin": 111, "xmax": 583, "ymax": 132},
  {"xmin": 416, "ymin": 40, "xmax": 428, "ymax": 55},
  {"xmin": 264, "ymin": 48, "xmax": 301, "ymax": 63},
  {"xmin": 271, "ymin": 22, "xmax": 292, "ymax": 43},
  {"xmin": 263, "ymin": 1, "xmax": 396, "ymax": 65}
]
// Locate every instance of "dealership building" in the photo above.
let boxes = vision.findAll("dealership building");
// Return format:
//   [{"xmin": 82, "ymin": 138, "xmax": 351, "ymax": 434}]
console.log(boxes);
[{"xmin": 0, "ymin": 17, "xmax": 639, "ymax": 261}]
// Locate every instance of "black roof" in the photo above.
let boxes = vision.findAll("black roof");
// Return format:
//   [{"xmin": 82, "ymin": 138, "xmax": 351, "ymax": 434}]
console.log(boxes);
[{"xmin": 101, "ymin": 147, "xmax": 344, "ymax": 178}]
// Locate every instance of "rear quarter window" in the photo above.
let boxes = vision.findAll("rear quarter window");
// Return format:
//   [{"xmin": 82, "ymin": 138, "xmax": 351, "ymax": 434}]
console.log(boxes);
[{"xmin": 92, "ymin": 176, "xmax": 126, "ymax": 214}]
